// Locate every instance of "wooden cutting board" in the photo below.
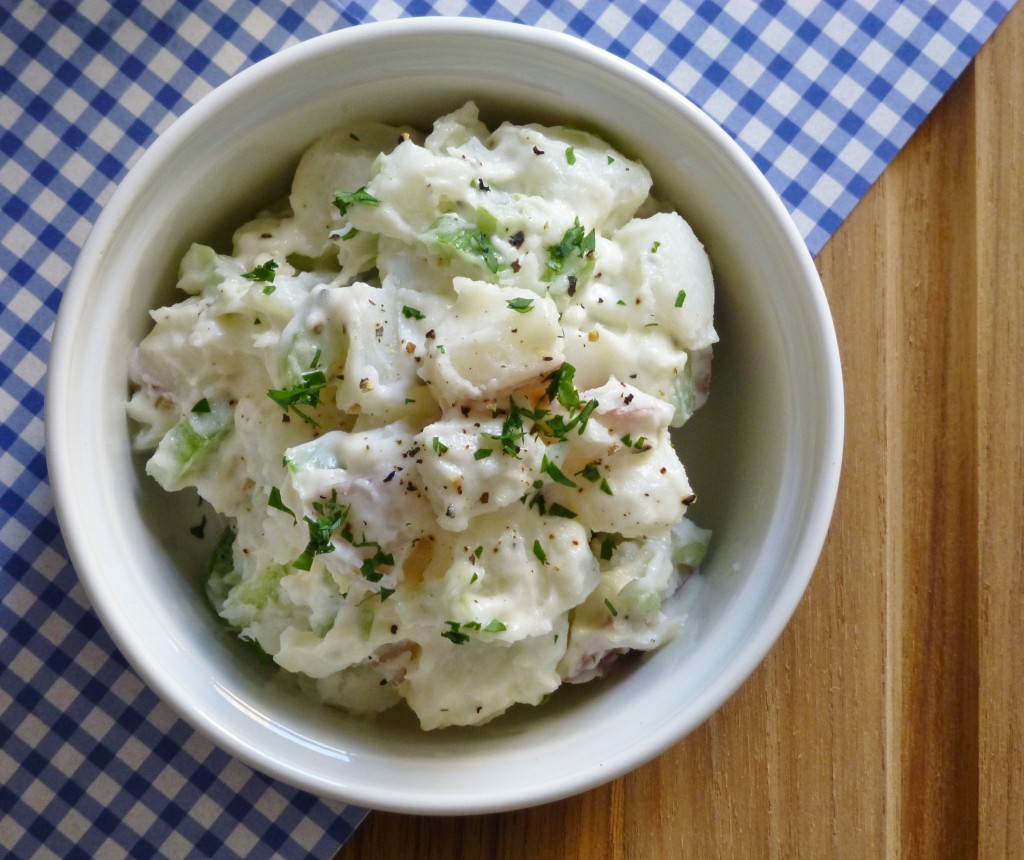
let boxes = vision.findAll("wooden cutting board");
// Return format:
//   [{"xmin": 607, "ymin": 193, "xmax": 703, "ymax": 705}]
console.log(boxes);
[{"xmin": 340, "ymin": 3, "xmax": 1024, "ymax": 855}]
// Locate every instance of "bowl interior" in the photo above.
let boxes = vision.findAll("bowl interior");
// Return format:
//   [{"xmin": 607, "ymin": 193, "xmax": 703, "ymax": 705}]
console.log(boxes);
[{"xmin": 47, "ymin": 20, "xmax": 842, "ymax": 814}]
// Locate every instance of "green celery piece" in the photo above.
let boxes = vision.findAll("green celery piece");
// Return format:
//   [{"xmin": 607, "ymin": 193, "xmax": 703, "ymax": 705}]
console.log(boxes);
[
  {"xmin": 428, "ymin": 213, "xmax": 501, "ymax": 274},
  {"xmin": 234, "ymin": 564, "xmax": 289, "ymax": 609},
  {"xmin": 670, "ymin": 517, "xmax": 712, "ymax": 569},
  {"xmin": 147, "ymin": 400, "xmax": 233, "ymax": 491},
  {"xmin": 177, "ymin": 243, "xmax": 230, "ymax": 297}
]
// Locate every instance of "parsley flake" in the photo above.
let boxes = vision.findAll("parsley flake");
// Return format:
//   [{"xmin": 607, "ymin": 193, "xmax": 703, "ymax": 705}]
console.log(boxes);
[
  {"xmin": 576, "ymin": 462, "xmax": 615, "ymax": 496},
  {"xmin": 599, "ymin": 534, "xmax": 619, "ymax": 560},
  {"xmin": 332, "ymin": 186, "xmax": 380, "ymax": 215},
  {"xmin": 565, "ymin": 146, "xmax": 576, "ymax": 165},
  {"xmin": 242, "ymin": 260, "xmax": 278, "ymax": 283},
  {"xmin": 675, "ymin": 289, "xmax": 687, "ymax": 308},
  {"xmin": 506, "ymin": 297, "xmax": 534, "ymax": 313},
  {"xmin": 533, "ymin": 540, "xmax": 547, "ymax": 564},
  {"xmin": 359, "ymin": 547, "xmax": 394, "ymax": 583},
  {"xmin": 548, "ymin": 502, "xmax": 577, "ymax": 519},
  {"xmin": 541, "ymin": 454, "xmax": 577, "ymax": 488},
  {"xmin": 441, "ymin": 621, "xmax": 470, "ymax": 645},
  {"xmin": 293, "ymin": 490, "xmax": 349, "ymax": 570},
  {"xmin": 542, "ymin": 217, "xmax": 595, "ymax": 282},
  {"xmin": 267, "ymin": 369, "xmax": 328, "ymax": 427},
  {"xmin": 481, "ymin": 401, "xmax": 527, "ymax": 457},
  {"xmin": 403, "ymin": 305, "xmax": 426, "ymax": 320},
  {"xmin": 268, "ymin": 486, "xmax": 296, "ymax": 520}
]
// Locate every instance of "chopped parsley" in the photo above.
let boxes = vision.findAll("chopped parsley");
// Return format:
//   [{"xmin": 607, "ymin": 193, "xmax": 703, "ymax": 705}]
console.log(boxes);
[
  {"xmin": 338, "ymin": 529, "xmax": 395, "ymax": 585},
  {"xmin": 620, "ymin": 433, "xmax": 650, "ymax": 451},
  {"xmin": 432, "ymin": 215, "xmax": 501, "ymax": 274},
  {"xmin": 191, "ymin": 397, "xmax": 211, "ymax": 414},
  {"xmin": 481, "ymin": 400, "xmax": 527, "ymax": 457},
  {"xmin": 293, "ymin": 490, "xmax": 349, "ymax": 571},
  {"xmin": 268, "ymin": 486, "xmax": 296, "ymax": 520},
  {"xmin": 533, "ymin": 539, "xmax": 547, "ymax": 564},
  {"xmin": 544, "ymin": 362, "xmax": 581, "ymax": 409},
  {"xmin": 402, "ymin": 305, "xmax": 426, "ymax": 320},
  {"xmin": 332, "ymin": 186, "xmax": 380, "ymax": 215},
  {"xmin": 506, "ymin": 296, "xmax": 534, "ymax": 313},
  {"xmin": 359, "ymin": 546, "xmax": 395, "ymax": 583},
  {"xmin": 598, "ymin": 534, "xmax": 620, "ymax": 561},
  {"xmin": 242, "ymin": 259, "xmax": 278, "ymax": 283},
  {"xmin": 542, "ymin": 217, "xmax": 595, "ymax": 282},
  {"xmin": 442, "ymin": 618, "xmax": 506, "ymax": 637},
  {"xmin": 524, "ymin": 365, "xmax": 602, "ymax": 440},
  {"xmin": 538, "ymin": 398, "xmax": 599, "ymax": 441},
  {"xmin": 675, "ymin": 289, "xmax": 687, "ymax": 308},
  {"xmin": 431, "ymin": 436, "xmax": 449, "ymax": 454},
  {"xmin": 540, "ymin": 454, "xmax": 577, "ymax": 488},
  {"xmin": 565, "ymin": 145, "xmax": 576, "ymax": 165},
  {"xmin": 267, "ymin": 369, "xmax": 328, "ymax": 426},
  {"xmin": 473, "ymin": 447, "xmax": 494, "ymax": 460},
  {"xmin": 441, "ymin": 621, "xmax": 471, "ymax": 645},
  {"xmin": 651, "ymin": 241, "xmax": 662, "ymax": 254},
  {"xmin": 577, "ymin": 461, "xmax": 613, "ymax": 495}
]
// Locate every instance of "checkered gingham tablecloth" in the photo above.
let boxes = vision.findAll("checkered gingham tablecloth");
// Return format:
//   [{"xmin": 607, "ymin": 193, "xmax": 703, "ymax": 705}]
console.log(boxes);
[{"xmin": 0, "ymin": 1, "xmax": 1013, "ymax": 857}]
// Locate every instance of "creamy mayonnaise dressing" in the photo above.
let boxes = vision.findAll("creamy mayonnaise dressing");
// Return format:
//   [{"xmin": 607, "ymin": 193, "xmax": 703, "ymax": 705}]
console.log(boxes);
[{"xmin": 128, "ymin": 102, "xmax": 714, "ymax": 729}]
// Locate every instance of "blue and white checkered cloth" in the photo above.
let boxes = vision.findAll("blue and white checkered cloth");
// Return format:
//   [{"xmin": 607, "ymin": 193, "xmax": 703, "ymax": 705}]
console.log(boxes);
[{"xmin": 1, "ymin": 0, "xmax": 1013, "ymax": 856}]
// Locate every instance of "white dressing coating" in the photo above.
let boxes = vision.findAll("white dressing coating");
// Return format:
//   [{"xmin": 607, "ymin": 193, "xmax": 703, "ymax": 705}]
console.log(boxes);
[{"xmin": 129, "ymin": 102, "xmax": 715, "ymax": 729}]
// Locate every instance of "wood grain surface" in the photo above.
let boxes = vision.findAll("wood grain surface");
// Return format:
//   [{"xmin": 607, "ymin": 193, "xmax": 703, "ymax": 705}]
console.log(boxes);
[{"xmin": 339, "ymin": 5, "xmax": 1024, "ymax": 856}]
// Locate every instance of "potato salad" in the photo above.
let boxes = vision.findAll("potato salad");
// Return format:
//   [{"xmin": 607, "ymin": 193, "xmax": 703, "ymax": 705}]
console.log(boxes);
[{"xmin": 128, "ymin": 102, "xmax": 716, "ymax": 729}]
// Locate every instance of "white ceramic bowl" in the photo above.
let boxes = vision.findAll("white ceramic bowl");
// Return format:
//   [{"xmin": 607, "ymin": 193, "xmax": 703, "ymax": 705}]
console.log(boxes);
[{"xmin": 46, "ymin": 18, "xmax": 842, "ymax": 814}]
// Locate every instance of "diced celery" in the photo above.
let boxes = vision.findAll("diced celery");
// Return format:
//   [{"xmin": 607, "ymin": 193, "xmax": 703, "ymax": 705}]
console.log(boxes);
[
  {"xmin": 234, "ymin": 564, "xmax": 289, "ymax": 609},
  {"xmin": 670, "ymin": 517, "xmax": 711, "ymax": 569},
  {"xmin": 146, "ymin": 399, "xmax": 233, "ymax": 491},
  {"xmin": 286, "ymin": 250, "xmax": 342, "ymax": 274},
  {"xmin": 427, "ymin": 213, "xmax": 501, "ymax": 274},
  {"xmin": 668, "ymin": 355, "xmax": 699, "ymax": 427},
  {"xmin": 277, "ymin": 326, "xmax": 349, "ymax": 391},
  {"xmin": 475, "ymin": 206, "xmax": 498, "ymax": 236},
  {"xmin": 177, "ymin": 243, "xmax": 232, "ymax": 296},
  {"xmin": 283, "ymin": 438, "xmax": 341, "ymax": 473},
  {"xmin": 615, "ymin": 579, "xmax": 662, "ymax": 616},
  {"xmin": 358, "ymin": 604, "xmax": 375, "ymax": 641}
]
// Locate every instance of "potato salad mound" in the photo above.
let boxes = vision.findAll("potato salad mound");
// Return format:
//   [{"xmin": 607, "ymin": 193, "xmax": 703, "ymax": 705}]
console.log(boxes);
[{"xmin": 128, "ymin": 102, "xmax": 716, "ymax": 730}]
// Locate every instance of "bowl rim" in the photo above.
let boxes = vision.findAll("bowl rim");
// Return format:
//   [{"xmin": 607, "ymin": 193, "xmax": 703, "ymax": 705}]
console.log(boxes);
[{"xmin": 46, "ymin": 16, "xmax": 844, "ymax": 813}]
